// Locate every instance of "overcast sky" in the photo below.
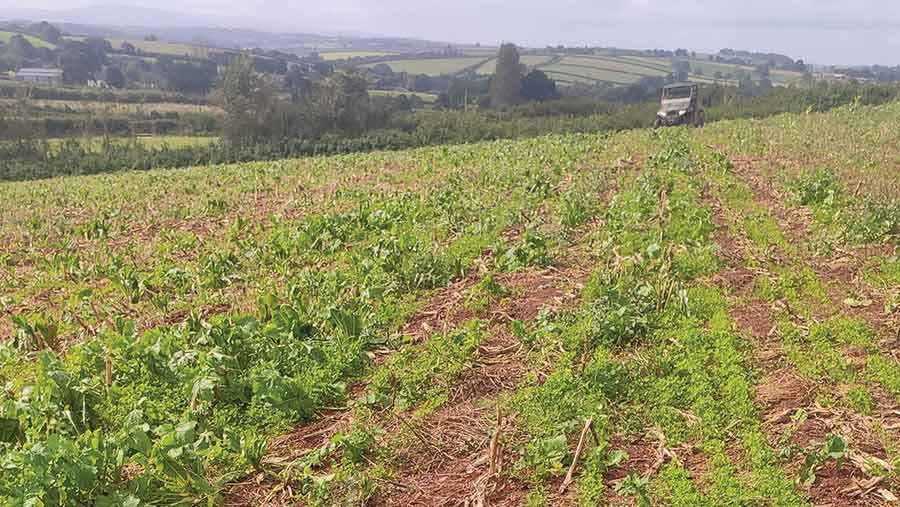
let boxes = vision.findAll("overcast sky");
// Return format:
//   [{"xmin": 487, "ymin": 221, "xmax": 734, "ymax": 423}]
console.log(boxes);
[{"xmin": 13, "ymin": 0, "xmax": 900, "ymax": 65}]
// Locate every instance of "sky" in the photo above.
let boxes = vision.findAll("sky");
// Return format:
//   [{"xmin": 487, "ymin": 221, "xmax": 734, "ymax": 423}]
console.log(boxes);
[{"xmin": 10, "ymin": 0, "xmax": 900, "ymax": 65}]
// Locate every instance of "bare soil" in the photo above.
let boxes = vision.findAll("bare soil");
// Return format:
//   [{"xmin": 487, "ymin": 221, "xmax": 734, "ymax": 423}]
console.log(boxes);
[{"xmin": 723, "ymin": 154, "xmax": 900, "ymax": 505}]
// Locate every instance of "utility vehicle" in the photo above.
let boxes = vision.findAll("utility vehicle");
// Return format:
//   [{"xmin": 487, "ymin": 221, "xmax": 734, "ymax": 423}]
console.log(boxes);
[{"xmin": 654, "ymin": 82, "xmax": 705, "ymax": 127}]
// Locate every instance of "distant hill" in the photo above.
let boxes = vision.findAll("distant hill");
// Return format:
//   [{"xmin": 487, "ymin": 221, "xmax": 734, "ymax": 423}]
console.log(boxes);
[
  {"xmin": 0, "ymin": 5, "xmax": 448, "ymax": 56},
  {"xmin": 0, "ymin": 4, "xmax": 323, "ymax": 33}
]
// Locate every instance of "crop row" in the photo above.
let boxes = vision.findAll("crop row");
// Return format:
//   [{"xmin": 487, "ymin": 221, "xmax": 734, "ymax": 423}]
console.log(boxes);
[{"xmin": 0, "ymin": 135, "xmax": 611, "ymax": 505}]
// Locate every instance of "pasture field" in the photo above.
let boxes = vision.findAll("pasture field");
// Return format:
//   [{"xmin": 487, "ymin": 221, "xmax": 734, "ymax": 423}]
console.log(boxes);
[
  {"xmin": 40, "ymin": 135, "xmax": 219, "ymax": 150},
  {"xmin": 364, "ymin": 56, "xmax": 489, "ymax": 75},
  {"xmin": 540, "ymin": 55, "xmax": 729, "ymax": 87},
  {"xmin": 2, "ymin": 100, "xmax": 900, "ymax": 506},
  {"xmin": 368, "ymin": 89, "xmax": 438, "ymax": 103},
  {"xmin": 541, "ymin": 63, "xmax": 636, "ymax": 85},
  {"xmin": 319, "ymin": 51, "xmax": 397, "ymax": 61},
  {"xmin": 0, "ymin": 31, "xmax": 55, "ymax": 49},
  {"xmin": 106, "ymin": 38, "xmax": 214, "ymax": 58},
  {"xmin": 475, "ymin": 54, "xmax": 556, "ymax": 74},
  {"xmin": 0, "ymin": 99, "xmax": 223, "ymax": 116},
  {"xmin": 687, "ymin": 58, "xmax": 804, "ymax": 84},
  {"xmin": 459, "ymin": 46, "xmax": 499, "ymax": 56},
  {"xmin": 351, "ymin": 51, "xmax": 805, "ymax": 89}
]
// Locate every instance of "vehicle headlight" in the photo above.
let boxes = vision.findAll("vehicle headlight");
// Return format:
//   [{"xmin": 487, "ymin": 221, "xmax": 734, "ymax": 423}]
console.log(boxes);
[{"xmin": 678, "ymin": 110, "xmax": 687, "ymax": 115}]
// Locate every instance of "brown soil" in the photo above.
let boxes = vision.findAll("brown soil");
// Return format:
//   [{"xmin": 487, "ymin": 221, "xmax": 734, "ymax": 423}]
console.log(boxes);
[
  {"xmin": 721, "ymin": 153, "xmax": 900, "ymax": 503},
  {"xmin": 757, "ymin": 369, "xmax": 814, "ymax": 421},
  {"xmin": 606, "ymin": 437, "xmax": 660, "ymax": 482},
  {"xmin": 401, "ymin": 273, "xmax": 484, "ymax": 343},
  {"xmin": 377, "ymin": 262, "xmax": 593, "ymax": 507},
  {"xmin": 369, "ymin": 397, "xmax": 528, "ymax": 507},
  {"xmin": 222, "ymin": 213, "xmax": 599, "ymax": 506},
  {"xmin": 221, "ymin": 261, "xmax": 491, "ymax": 506}
]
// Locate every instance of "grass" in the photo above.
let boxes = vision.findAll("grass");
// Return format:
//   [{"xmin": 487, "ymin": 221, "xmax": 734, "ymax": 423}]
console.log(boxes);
[
  {"xmin": 106, "ymin": 38, "xmax": 214, "ymax": 58},
  {"xmin": 526, "ymin": 53, "xmax": 802, "ymax": 88},
  {"xmin": 3, "ymin": 99, "xmax": 900, "ymax": 505},
  {"xmin": 363, "ymin": 57, "xmax": 489, "ymax": 76},
  {"xmin": 540, "ymin": 65, "xmax": 634, "ymax": 85},
  {"xmin": 0, "ymin": 30, "xmax": 56, "ymax": 49},
  {"xmin": 44, "ymin": 135, "xmax": 218, "ymax": 150},
  {"xmin": 368, "ymin": 89, "xmax": 438, "ymax": 103},
  {"xmin": 540, "ymin": 55, "xmax": 729, "ymax": 86},
  {"xmin": 349, "ymin": 50, "xmax": 805, "ymax": 88},
  {"xmin": 475, "ymin": 54, "xmax": 555, "ymax": 75},
  {"xmin": 0, "ymin": 98, "xmax": 222, "ymax": 116},
  {"xmin": 686, "ymin": 59, "xmax": 803, "ymax": 84},
  {"xmin": 319, "ymin": 51, "xmax": 397, "ymax": 61}
]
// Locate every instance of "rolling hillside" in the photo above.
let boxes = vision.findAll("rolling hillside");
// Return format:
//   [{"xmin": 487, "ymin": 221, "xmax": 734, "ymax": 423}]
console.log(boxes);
[
  {"xmin": 351, "ymin": 50, "xmax": 805, "ymax": 87},
  {"xmin": 363, "ymin": 56, "xmax": 489, "ymax": 75},
  {"xmin": 0, "ymin": 30, "xmax": 56, "ymax": 49},
  {"xmin": 475, "ymin": 54, "xmax": 556, "ymax": 75}
]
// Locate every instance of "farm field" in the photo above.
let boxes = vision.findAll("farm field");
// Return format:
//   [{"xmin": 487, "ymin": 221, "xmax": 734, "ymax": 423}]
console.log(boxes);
[
  {"xmin": 369, "ymin": 89, "xmax": 438, "ymax": 103},
  {"xmin": 0, "ymin": 136, "xmax": 217, "ymax": 155},
  {"xmin": 0, "ymin": 31, "xmax": 55, "ymax": 49},
  {"xmin": 686, "ymin": 58, "xmax": 804, "ymax": 84},
  {"xmin": 350, "ymin": 51, "xmax": 807, "ymax": 88},
  {"xmin": 105, "ymin": 38, "xmax": 215, "ymax": 58},
  {"xmin": 540, "ymin": 63, "xmax": 636, "ymax": 85},
  {"xmin": 380, "ymin": 50, "xmax": 806, "ymax": 88},
  {"xmin": 319, "ymin": 51, "xmax": 397, "ymax": 61},
  {"xmin": 459, "ymin": 46, "xmax": 499, "ymax": 56},
  {"xmin": 2, "ymin": 100, "xmax": 900, "ymax": 506},
  {"xmin": 40, "ymin": 135, "xmax": 219, "ymax": 150},
  {"xmin": 364, "ymin": 56, "xmax": 489, "ymax": 75},
  {"xmin": 0, "ymin": 98, "xmax": 223, "ymax": 116},
  {"xmin": 475, "ymin": 54, "xmax": 556, "ymax": 74},
  {"xmin": 540, "ymin": 54, "xmax": 729, "ymax": 86}
]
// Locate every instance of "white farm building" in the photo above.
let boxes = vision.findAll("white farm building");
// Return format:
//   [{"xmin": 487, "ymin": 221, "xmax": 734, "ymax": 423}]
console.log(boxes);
[{"xmin": 15, "ymin": 68, "xmax": 64, "ymax": 85}]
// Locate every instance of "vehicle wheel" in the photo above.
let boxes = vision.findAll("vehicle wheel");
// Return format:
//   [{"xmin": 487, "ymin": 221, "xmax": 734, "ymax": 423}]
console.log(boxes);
[{"xmin": 653, "ymin": 118, "xmax": 662, "ymax": 128}]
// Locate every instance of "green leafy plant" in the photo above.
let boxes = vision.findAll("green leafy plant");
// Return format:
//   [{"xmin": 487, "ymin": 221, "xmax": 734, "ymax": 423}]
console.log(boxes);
[
  {"xmin": 12, "ymin": 313, "xmax": 61, "ymax": 351},
  {"xmin": 798, "ymin": 434, "xmax": 847, "ymax": 486},
  {"xmin": 614, "ymin": 472, "xmax": 652, "ymax": 507},
  {"xmin": 497, "ymin": 230, "xmax": 552, "ymax": 271},
  {"xmin": 239, "ymin": 433, "xmax": 269, "ymax": 472}
]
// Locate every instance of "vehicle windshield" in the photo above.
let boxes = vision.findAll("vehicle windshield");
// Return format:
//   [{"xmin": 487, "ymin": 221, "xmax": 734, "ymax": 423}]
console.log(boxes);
[{"xmin": 663, "ymin": 87, "xmax": 694, "ymax": 100}]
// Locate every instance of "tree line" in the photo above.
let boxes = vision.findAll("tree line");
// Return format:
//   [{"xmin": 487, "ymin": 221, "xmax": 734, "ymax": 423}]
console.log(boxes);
[{"xmin": 3, "ymin": 76, "xmax": 899, "ymax": 181}]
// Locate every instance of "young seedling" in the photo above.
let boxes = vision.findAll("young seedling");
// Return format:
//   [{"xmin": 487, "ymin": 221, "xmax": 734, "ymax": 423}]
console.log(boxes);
[
  {"xmin": 614, "ymin": 471, "xmax": 652, "ymax": 507},
  {"xmin": 798, "ymin": 434, "xmax": 847, "ymax": 486}
]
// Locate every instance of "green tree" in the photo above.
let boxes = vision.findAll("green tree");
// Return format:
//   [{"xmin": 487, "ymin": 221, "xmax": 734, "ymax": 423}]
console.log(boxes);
[
  {"xmin": 163, "ymin": 62, "xmax": 215, "ymax": 94},
  {"xmin": 83, "ymin": 38, "xmax": 112, "ymax": 66},
  {"xmin": 308, "ymin": 71, "xmax": 371, "ymax": 136},
  {"xmin": 102, "ymin": 66, "xmax": 126, "ymax": 89},
  {"xmin": 27, "ymin": 22, "xmax": 61, "ymax": 44},
  {"xmin": 216, "ymin": 55, "xmax": 279, "ymax": 143},
  {"xmin": 755, "ymin": 64, "xmax": 771, "ymax": 78},
  {"xmin": 57, "ymin": 47, "xmax": 95, "ymax": 84},
  {"xmin": 490, "ymin": 43, "xmax": 523, "ymax": 108},
  {"xmin": 408, "ymin": 74, "xmax": 433, "ymax": 92},
  {"xmin": 738, "ymin": 75, "xmax": 760, "ymax": 97},
  {"xmin": 521, "ymin": 70, "xmax": 559, "ymax": 102},
  {"xmin": 672, "ymin": 60, "xmax": 691, "ymax": 82},
  {"xmin": 284, "ymin": 66, "xmax": 313, "ymax": 102},
  {"xmin": 5, "ymin": 35, "xmax": 36, "ymax": 67}
]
